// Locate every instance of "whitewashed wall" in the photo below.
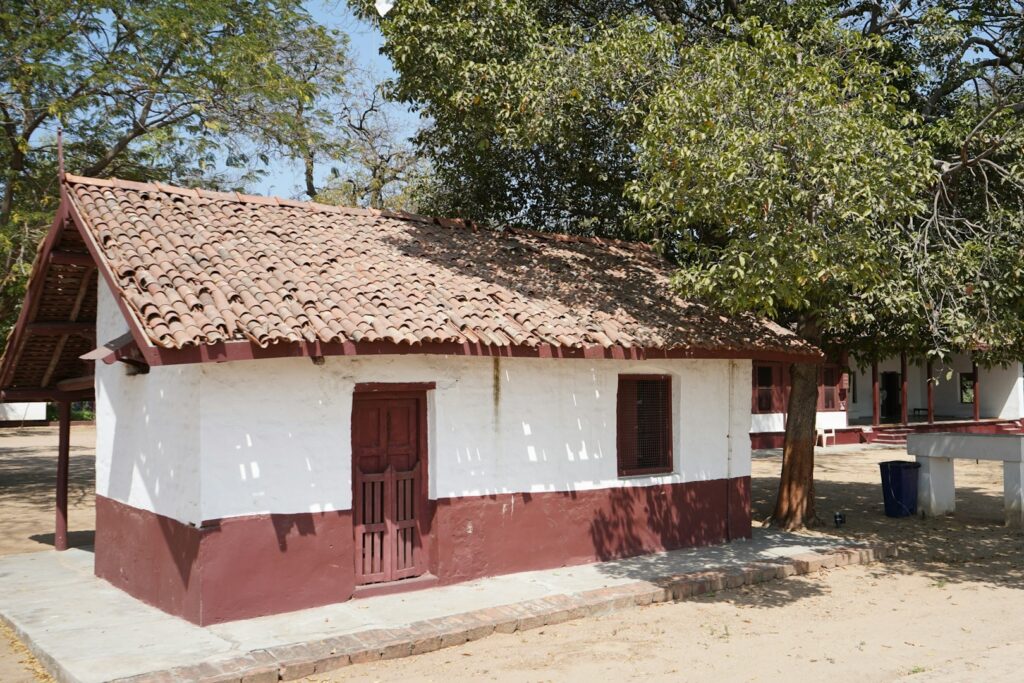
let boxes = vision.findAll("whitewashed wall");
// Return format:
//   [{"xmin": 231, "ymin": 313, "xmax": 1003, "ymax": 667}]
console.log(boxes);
[
  {"xmin": 932, "ymin": 355, "xmax": 977, "ymax": 419},
  {"xmin": 94, "ymin": 281, "xmax": 202, "ymax": 523},
  {"xmin": 980, "ymin": 362, "xmax": 1024, "ymax": 420},
  {"xmin": 0, "ymin": 402, "xmax": 46, "ymax": 421},
  {"xmin": 95, "ymin": 280, "xmax": 753, "ymax": 527},
  {"xmin": 196, "ymin": 355, "xmax": 751, "ymax": 522},
  {"xmin": 749, "ymin": 410, "xmax": 847, "ymax": 434}
]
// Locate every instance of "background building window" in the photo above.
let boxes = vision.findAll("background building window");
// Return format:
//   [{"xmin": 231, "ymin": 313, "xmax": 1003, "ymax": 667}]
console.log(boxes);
[
  {"xmin": 617, "ymin": 375, "xmax": 672, "ymax": 476},
  {"xmin": 752, "ymin": 362, "xmax": 784, "ymax": 413},
  {"xmin": 819, "ymin": 365, "xmax": 841, "ymax": 410},
  {"xmin": 959, "ymin": 372, "xmax": 975, "ymax": 404}
]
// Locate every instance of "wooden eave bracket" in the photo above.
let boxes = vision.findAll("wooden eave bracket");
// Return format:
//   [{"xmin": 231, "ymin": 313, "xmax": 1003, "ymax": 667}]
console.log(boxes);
[{"xmin": 81, "ymin": 332, "xmax": 150, "ymax": 374}]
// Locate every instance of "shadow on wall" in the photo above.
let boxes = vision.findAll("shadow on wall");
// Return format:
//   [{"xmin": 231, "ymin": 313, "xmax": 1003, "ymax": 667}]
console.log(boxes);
[{"xmin": 589, "ymin": 483, "xmax": 727, "ymax": 562}]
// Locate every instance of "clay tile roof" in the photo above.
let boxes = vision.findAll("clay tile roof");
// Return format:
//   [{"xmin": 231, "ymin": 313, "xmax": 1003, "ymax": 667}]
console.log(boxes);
[{"xmin": 61, "ymin": 174, "xmax": 817, "ymax": 358}]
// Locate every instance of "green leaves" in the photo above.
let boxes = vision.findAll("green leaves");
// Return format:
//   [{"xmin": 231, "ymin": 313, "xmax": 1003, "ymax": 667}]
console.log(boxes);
[
  {"xmin": 630, "ymin": 22, "xmax": 932, "ymax": 320},
  {"xmin": 0, "ymin": 0, "xmax": 351, "ymax": 342}
]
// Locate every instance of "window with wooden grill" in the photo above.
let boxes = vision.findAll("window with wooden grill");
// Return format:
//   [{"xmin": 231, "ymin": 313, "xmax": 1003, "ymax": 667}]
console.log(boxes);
[
  {"xmin": 617, "ymin": 375, "xmax": 672, "ymax": 477},
  {"xmin": 752, "ymin": 362, "xmax": 784, "ymax": 413},
  {"xmin": 819, "ymin": 365, "xmax": 841, "ymax": 411}
]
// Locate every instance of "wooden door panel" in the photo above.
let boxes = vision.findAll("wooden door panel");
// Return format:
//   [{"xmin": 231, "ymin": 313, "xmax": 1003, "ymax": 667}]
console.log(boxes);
[{"xmin": 353, "ymin": 394, "xmax": 427, "ymax": 585}]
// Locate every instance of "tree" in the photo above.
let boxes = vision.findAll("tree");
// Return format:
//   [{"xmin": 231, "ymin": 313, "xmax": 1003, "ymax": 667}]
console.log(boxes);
[
  {"xmin": 353, "ymin": 0, "xmax": 1024, "ymax": 528},
  {"xmin": 0, "ymin": 0, "xmax": 350, "ymax": 342},
  {"xmin": 629, "ymin": 22, "xmax": 934, "ymax": 528},
  {"xmin": 314, "ymin": 75, "xmax": 429, "ymax": 211}
]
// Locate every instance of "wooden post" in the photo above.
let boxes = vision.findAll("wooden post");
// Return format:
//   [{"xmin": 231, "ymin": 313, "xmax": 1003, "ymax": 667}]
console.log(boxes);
[
  {"xmin": 900, "ymin": 353, "xmax": 909, "ymax": 426},
  {"xmin": 871, "ymin": 359, "xmax": 880, "ymax": 427},
  {"xmin": 55, "ymin": 400, "xmax": 71, "ymax": 551},
  {"xmin": 973, "ymin": 361, "xmax": 980, "ymax": 422},
  {"xmin": 926, "ymin": 358, "xmax": 935, "ymax": 424}
]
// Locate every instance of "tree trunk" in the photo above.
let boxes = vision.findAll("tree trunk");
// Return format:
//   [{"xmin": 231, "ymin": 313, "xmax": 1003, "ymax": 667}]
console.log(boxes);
[{"xmin": 771, "ymin": 360, "xmax": 820, "ymax": 530}]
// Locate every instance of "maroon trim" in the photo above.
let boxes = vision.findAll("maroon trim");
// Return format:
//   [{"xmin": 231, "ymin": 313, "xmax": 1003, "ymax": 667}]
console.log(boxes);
[
  {"xmin": 750, "ymin": 429, "xmax": 866, "ymax": 450},
  {"xmin": 433, "ymin": 477, "xmax": 751, "ymax": 585},
  {"xmin": 95, "ymin": 496, "xmax": 355, "ymax": 626},
  {"xmin": 900, "ymin": 353, "xmax": 909, "ymax": 426},
  {"xmin": 55, "ymin": 401, "xmax": 71, "ymax": 551},
  {"xmin": 751, "ymin": 361, "xmax": 788, "ymax": 414},
  {"xmin": 0, "ymin": 388, "xmax": 93, "ymax": 402},
  {"xmin": 122, "ymin": 337, "xmax": 820, "ymax": 368},
  {"xmin": 351, "ymin": 389, "xmax": 432, "ymax": 585},
  {"xmin": 871, "ymin": 360, "xmax": 880, "ymax": 427},
  {"xmin": 352, "ymin": 573, "xmax": 440, "ymax": 600},
  {"xmin": 95, "ymin": 476, "xmax": 750, "ymax": 625},
  {"xmin": 95, "ymin": 496, "xmax": 204, "ymax": 622},
  {"xmin": 926, "ymin": 358, "xmax": 935, "ymax": 424},
  {"xmin": 354, "ymin": 381, "xmax": 437, "ymax": 393},
  {"xmin": 616, "ymin": 374, "xmax": 673, "ymax": 477},
  {"xmin": 972, "ymin": 361, "xmax": 980, "ymax": 421}
]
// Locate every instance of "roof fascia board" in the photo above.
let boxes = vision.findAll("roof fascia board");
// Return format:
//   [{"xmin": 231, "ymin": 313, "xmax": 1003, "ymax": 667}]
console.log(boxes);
[{"xmin": 143, "ymin": 338, "xmax": 822, "ymax": 368}]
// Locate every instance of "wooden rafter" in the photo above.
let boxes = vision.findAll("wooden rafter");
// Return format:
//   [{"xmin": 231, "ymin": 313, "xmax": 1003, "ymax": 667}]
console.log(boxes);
[{"xmin": 39, "ymin": 270, "xmax": 97, "ymax": 388}]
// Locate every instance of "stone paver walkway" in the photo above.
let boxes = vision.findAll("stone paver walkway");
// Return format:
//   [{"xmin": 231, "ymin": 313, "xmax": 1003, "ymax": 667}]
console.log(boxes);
[{"xmin": 0, "ymin": 531, "xmax": 894, "ymax": 683}]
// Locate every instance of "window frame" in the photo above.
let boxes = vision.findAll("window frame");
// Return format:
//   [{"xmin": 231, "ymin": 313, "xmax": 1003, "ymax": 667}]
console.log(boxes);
[
  {"xmin": 616, "ymin": 374, "xmax": 674, "ymax": 478},
  {"xmin": 751, "ymin": 361, "xmax": 785, "ymax": 414},
  {"xmin": 959, "ymin": 372, "xmax": 976, "ymax": 404},
  {"xmin": 817, "ymin": 364, "xmax": 844, "ymax": 412}
]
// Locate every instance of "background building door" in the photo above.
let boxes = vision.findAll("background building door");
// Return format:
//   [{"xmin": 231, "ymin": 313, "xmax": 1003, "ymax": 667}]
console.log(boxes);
[
  {"xmin": 352, "ymin": 392, "xmax": 428, "ymax": 585},
  {"xmin": 881, "ymin": 371, "xmax": 901, "ymax": 423}
]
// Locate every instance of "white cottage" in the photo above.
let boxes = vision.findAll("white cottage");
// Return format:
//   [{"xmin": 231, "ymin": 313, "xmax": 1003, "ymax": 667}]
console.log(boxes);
[{"xmin": 0, "ymin": 175, "xmax": 817, "ymax": 625}]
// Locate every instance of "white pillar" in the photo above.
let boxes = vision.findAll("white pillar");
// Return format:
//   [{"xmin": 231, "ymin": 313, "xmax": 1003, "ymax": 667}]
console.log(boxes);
[
  {"xmin": 1004, "ymin": 460, "xmax": 1024, "ymax": 528},
  {"xmin": 916, "ymin": 456, "xmax": 956, "ymax": 516}
]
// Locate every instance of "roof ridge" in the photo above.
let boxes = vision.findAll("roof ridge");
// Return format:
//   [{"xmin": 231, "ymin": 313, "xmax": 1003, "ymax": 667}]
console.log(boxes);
[
  {"xmin": 62, "ymin": 174, "xmax": 381, "ymax": 219},
  {"xmin": 62, "ymin": 173, "xmax": 652, "ymax": 253}
]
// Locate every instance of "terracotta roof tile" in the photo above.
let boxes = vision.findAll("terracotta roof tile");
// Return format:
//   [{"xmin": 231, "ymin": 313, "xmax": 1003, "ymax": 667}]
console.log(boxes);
[{"xmin": 62, "ymin": 174, "xmax": 816, "ymax": 358}]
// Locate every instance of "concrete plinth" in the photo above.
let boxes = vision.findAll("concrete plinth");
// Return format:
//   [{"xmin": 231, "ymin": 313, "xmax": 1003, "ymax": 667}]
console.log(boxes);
[
  {"xmin": 1004, "ymin": 460, "xmax": 1024, "ymax": 528},
  {"xmin": 916, "ymin": 456, "xmax": 956, "ymax": 516}
]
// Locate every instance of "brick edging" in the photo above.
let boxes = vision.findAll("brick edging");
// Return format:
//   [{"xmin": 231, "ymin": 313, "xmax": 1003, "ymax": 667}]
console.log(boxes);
[{"xmin": 112, "ymin": 544, "xmax": 897, "ymax": 683}]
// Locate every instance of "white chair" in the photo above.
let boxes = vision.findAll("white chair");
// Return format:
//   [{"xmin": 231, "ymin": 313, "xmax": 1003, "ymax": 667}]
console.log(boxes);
[{"xmin": 817, "ymin": 428, "xmax": 837, "ymax": 447}]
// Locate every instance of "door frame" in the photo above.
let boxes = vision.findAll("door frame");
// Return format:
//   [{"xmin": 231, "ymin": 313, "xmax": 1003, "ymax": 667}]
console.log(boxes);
[
  {"xmin": 351, "ymin": 382, "xmax": 434, "ymax": 585},
  {"xmin": 880, "ymin": 371, "xmax": 901, "ymax": 422}
]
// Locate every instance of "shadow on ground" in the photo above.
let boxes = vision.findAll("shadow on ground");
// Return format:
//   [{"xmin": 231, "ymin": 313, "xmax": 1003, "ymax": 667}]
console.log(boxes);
[
  {"xmin": 751, "ymin": 475, "xmax": 1024, "ymax": 591},
  {"xmin": 28, "ymin": 531, "xmax": 96, "ymax": 550},
  {"xmin": 0, "ymin": 451, "xmax": 94, "ymax": 512}
]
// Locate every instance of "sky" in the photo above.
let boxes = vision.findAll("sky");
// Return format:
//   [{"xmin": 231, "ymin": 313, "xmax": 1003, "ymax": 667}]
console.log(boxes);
[{"xmin": 251, "ymin": 1, "xmax": 417, "ymax": 198}]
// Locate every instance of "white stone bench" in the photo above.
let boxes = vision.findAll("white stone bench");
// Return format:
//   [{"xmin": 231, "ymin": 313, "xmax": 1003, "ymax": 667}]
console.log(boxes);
[{"xmin": 906, "ymin": 433, "xmax": 1024, "ymax": 527}]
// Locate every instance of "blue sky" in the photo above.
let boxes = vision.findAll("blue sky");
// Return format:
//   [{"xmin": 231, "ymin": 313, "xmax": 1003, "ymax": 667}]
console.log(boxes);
[{"xmin": 251, "ymin": 1, "xmax": 417, "ymax": 197}]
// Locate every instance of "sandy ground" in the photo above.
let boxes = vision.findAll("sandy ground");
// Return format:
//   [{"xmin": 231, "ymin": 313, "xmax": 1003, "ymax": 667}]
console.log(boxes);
[
  {"xmin": 309, "ymin": 444, "xmax": 1024, "ymax": 683},
  {"xmin": 0, "ymin": 425, "xmax": 95, "ymax": 683},
  {"xmin": 1, "ymin": 427, "xmax": 1023, "ymax": 682},
  {"xmin": 0, "ymin": 426, "xmax": 96, "ymax": 557}
]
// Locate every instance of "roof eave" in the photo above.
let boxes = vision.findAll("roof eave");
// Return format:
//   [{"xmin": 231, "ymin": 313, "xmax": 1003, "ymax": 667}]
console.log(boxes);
[{"xmin": 124, "ymin": 337, "xmax": 822, "ymax": 368}]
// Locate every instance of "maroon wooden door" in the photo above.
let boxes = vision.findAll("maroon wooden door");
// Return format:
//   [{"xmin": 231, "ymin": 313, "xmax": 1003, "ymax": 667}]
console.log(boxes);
[{"xmin": 352, "ymin": 394, "xmax": 427, "ymax": 585}]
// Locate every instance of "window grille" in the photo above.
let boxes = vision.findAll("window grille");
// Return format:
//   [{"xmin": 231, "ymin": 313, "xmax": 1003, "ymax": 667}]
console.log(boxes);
[
  {"xmin": 752, "ymin": 362, "xmax": 784, "ymax": 413},
  {"xmin": 617, "ymin": 375, "xmax": 672, "ymax": 476},
  {"xmin": 821, "ymin": 366, "xmax": 839, "ymax": 410}
]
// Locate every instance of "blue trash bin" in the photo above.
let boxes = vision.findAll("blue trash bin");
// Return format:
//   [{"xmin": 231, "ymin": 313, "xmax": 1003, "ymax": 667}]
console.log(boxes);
[{"xmin": 879, "ymin": 460, "xmax": 921, "ymax": 517}]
